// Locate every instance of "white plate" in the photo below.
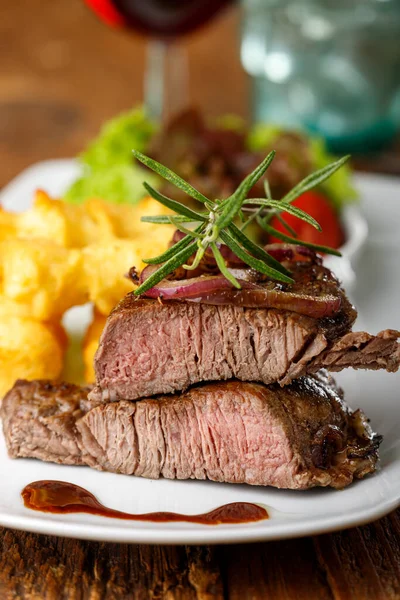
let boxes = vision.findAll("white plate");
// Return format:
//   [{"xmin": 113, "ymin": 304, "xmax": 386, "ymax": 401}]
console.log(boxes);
[{"xmin": 0, "ymin": 162, "xmax": 399, "ymax": 545}]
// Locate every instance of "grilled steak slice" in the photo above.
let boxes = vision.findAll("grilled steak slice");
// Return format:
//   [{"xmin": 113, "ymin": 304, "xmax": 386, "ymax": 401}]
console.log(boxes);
[
  {"xmin": 282, "ymin": 329, "xmax": 400, "ymax": 383},
  {"xmin": 90, "ymin": 296, "xmax": 397, "ymax": 403},
  {"xmin": 2, "ymin": 374, "xmax": 380, "ymax": 490},
  {"xmin": 0, "ymin": 381, "xmax": 92, "ymax": 466}
]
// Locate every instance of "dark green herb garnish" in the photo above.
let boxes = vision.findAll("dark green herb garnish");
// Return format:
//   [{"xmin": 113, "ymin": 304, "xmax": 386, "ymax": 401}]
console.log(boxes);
[{"xmin": 132, "ymin": 149, "xmax": 349, "ymax": 296}]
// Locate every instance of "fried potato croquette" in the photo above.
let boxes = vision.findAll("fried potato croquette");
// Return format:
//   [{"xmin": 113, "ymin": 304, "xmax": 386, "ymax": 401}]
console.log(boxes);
[
  {"xmin": 90, "ymin": 195, "xmax": 174, "ymax": 240},
  {"xmin": 82, "ymin": 309, "xmax": 107, "ymax": 383},
  {"xmin": 0, "ymin": 317, "xmax": 66, "ymax": 397},
  {"xmin": 0, "ymin": 207, "xmax": 18, "ymax": 242},
  {"xmin": 17, "ymin": 190, "xmax": 116, "ymax": 248},
  {"xmin": 0, "ymin": 190, "xmax": 174, "ymax": 391},
  {"xmin": 0, "ymin": 238, "xmax": 87, "ymax": 320},
  {"xmin": 17, "ymin": 190, "xmax": 80, "ymax": 247},
  {"xmin": 16, "ymin": 191, "xmax": 173, "ymax": 249},
  {"xmin": 81, "ymin": 239, "xmax": 138, "ymax": 315}
]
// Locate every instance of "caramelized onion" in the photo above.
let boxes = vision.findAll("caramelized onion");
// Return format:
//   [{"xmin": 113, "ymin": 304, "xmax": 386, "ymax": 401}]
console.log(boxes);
[
  {"xmin": 264, "ymin": 243, "xmax": 319, "ymax": 263},
  {"xmin": 137, "ymin": 235, "xmax": 339, "ymax": 319},
  {"xmin": 138, "ymin": 265, "xmax": 342, "ymax": 319},
  {"xmin": 311, "ymin": 425, "xmax": 345, "ymax": 469}
]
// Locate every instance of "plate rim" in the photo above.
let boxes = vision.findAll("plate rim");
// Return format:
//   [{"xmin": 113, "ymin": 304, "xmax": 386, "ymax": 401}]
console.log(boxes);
[
  {"xmin": 0, "ymin": 483, "xmax": 398, "ymax": 545},
  {"xmin": 0, "ymin": 159, "xmax": 399, "ymax": 544}
]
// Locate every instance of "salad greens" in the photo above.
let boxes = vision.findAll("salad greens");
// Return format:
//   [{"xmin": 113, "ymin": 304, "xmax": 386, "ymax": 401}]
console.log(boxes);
[
  {"xmin": 64, "ymin": 106, "xmax": 357, "ymax": 210},
  {"xmin": 65, "ymin": 107, "xmax": 158, "ymax": 205}
]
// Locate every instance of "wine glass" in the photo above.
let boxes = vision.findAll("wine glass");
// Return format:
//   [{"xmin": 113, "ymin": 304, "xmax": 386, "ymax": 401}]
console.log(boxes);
[{"xmin": 84, "ymin": 0, "xmax": 235, "ymax": 121}]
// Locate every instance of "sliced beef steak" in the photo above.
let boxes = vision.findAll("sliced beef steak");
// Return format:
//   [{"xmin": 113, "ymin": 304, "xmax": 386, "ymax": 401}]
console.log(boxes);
[
  {"xmin": 90, "ymin": 296, "xmax": 398, "ymax": 403},
  {"xmin": 0, "ymin": 380, "xmax": 92, "ymax": 466},
  {"xmin": 281, "ymin": 329, "xmax": 400, "ymax": 384},
  {"xmin": 2, "ymin": 374, "xmax": 380, "ymax": 490}
]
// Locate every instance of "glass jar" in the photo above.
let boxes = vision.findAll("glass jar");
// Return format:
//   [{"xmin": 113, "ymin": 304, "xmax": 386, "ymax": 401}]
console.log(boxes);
[{"xmin": 241, "ymin": 0, "xmax": 400, "ymax": 152}]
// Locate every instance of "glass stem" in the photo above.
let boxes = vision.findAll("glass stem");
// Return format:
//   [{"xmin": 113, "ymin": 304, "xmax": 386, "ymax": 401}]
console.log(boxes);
[
  {"xmin": 145, "ymin": 40, "xmax": 165, "ymax": 121},
  {"xmin": 145, "ymin": 39, "xmax": 189, "ymax": 123}
]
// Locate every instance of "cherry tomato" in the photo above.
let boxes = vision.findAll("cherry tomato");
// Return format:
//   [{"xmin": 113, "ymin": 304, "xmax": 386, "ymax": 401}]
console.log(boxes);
[{"xmin": 269, "ymin": 191, "xmax": 344, "ymax": 249}]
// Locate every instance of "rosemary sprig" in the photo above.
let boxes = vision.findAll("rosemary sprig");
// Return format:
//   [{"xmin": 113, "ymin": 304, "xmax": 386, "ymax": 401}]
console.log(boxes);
[
  {"xmin": 142, "ymin": 181, "xmax": 207, "ymax": 222},
  {"xmin": 219, "ymin": 230, "xmax": 293, "ymax": 283},
  {"xmin": 136, "ymin": 239, "xmax": 199, "ymax": 295},
  {"xmin": 133, "ymin": 150, "xmax": 348, "ymax": 295},
  {"xmin": 133, "ymin": 150, "xmax": 209, "ymax": 204},
  {"xmin": 275, "ymin": 214, "xmax": 298, "ymax": 238},
  {"xmin": 211, "ymin": 242, "xmax": 241, "ymax": 289},
  {"xmin": 246, "ymin": 198, "xmax": 321, "ymax": 230},
  {"xmin": 257, "ymin": 217, "xmax": 342, "ymax": 256},
  {"xmin": 142, "ymin": 224, "xmax": 205, "ymax": 265}
]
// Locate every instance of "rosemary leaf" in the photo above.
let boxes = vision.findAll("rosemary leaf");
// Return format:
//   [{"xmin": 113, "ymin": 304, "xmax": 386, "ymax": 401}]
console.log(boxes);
[
  {"xmin": 264, "ymin": 179, "xmax": 272, "ymax": 200},
  {"xmin": 133, "ymin": 149, "xmax": 209, "ymax": 204},
  {"xmin": 275, "ymin": 214, "xmax": 298, "ymax": 238},
  {"xmin": 228, "ymin": 223, "xmax": 291, "ymax": 277},
  {"xmin": 216, "ymin": 151, "xmax": 275, "ymax": 228},
  {"xmin": 240, "ymin": 205, "xmax": 265, "ymax": 232},
  {"xmin": 211, "ymin": 242, "xmax": 241, "ymax": 289},
  {"xmin": 143, "ymin": 182, "xmax": 207, "ymax": 221},
  {"xmin": 281, "ymin": 155, "xmax": 350, "ymax": 206},
  {"xmin": 142, "ymin": 225, "xmax": 203, "ymax": 264},
  {"xmin": 231, "ymin": 150, "xmax": 276, "ymax": 205},
  {"xmin": 135, "ymin": 239, "xmax": 199, "ymax": 295},
  {"xmin": 247, "ymin": 199, "xmax": 321, "ymax": 230},
  {"xmin": 220, "ymin": 230, "xmax": 294, "ymax": 284},
  {"xmin": 169, "ymin": 217, "xmax": 203, "ymax": 238},
  {"xmin": 141, "ymin": 215, "xmax": 195, "ymax": 224},
  {"xmin": 257, "ymin": 217, "xmax": 342, "ymax": 256}
]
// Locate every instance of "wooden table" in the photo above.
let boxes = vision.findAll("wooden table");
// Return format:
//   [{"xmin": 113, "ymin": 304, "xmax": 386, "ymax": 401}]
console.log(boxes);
[{"xmin": 1, "ymin": 1, "xmax": 400, "ymax": 598}]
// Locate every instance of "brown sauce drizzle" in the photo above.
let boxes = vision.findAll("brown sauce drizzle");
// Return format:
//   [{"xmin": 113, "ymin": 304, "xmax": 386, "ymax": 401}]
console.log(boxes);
[{"xmin": 22, "ymin": 481, "xmax": 268, "ymax": 525}]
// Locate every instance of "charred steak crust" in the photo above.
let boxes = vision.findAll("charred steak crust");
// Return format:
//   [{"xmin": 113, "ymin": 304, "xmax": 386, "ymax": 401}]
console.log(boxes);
[
  {"xmin": 310, "ymin": 329, "xmax": 400, "ymax": 372},
  {"xmin": 1, "ymin": 380, "xmax": 91, "ymax": 466},
  {"xmin": 279, "ymin": 329, "xmax": 400, "ymax": 384},
  {"xmin": 279, "ymin": 259, "xmax": 357, "ymax": 340},
  {"xmin": 90, "ymin": 296, "xmax": 398, "ymax": 403},
  {"xmin": 1, "ymin": 375, "xmax": 380, "ymax": 490}
]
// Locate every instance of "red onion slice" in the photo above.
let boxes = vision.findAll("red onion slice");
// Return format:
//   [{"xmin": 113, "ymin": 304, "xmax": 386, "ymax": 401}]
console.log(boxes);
[
  {"xmin": 140, "ymin": 268, "xmax": 258, "ymax": 299},
  {"xmin": 140, "ymin": 235, "xmax": 334, "ymax": 319},
  {"xmin": 139, "ymin": 266, "xmax": 341, "ymax": 319}
]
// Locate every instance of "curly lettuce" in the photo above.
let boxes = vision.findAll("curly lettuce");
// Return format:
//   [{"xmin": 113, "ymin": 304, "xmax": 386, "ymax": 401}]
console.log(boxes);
[{"xmin": 65, "ymin": 107, "xmax": 158, "ymax": 205}]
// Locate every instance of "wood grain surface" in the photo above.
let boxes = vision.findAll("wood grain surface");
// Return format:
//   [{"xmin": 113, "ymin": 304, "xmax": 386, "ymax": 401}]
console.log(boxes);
[
  {"xmin": 1, "ymin": 513, "xmax": 400, "ymax": 599},
  {"xmin": 1, "ymin": 1, "xmax": 400, "ymax": 598},
  {"xmin": 0, "ymin": 0, "xmax": 246, "ymax": 188}
]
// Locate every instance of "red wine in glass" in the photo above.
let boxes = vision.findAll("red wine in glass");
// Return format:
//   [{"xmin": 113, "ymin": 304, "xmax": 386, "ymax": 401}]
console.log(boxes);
[
  {"xmin": 84, "ymin": 0, "xmax": 235, "ymax": 119},
  {"xmin": 85, "ymin": 0, "xmax": 234, "ymax": 38}
]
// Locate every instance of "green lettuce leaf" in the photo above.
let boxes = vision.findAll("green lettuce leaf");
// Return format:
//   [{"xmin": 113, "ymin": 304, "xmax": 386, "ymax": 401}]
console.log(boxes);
[
  {"xmin": 247, "ymin": 123, "xmax": 283, "ymax": 152},
  {"xmin": 64, "ymin": 164, "xmax": 158, "ymax": 205},
  {"xmin": 65, "ymin": 107, "xmax": 158, "ymax": 204}
]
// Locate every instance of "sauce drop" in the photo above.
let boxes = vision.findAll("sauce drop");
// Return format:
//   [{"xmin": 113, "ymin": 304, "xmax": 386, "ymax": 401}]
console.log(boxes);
[{"xmin": 22, "ymin": 481, "xmax": 268, "ymax": 525}]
